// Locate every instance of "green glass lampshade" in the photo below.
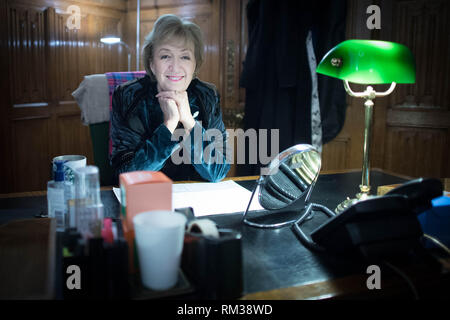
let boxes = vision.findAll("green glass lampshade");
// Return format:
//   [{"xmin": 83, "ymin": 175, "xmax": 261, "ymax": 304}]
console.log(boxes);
[{"xmin": 316, "ymin": 39, "xmax": 416, "ymax": 84}]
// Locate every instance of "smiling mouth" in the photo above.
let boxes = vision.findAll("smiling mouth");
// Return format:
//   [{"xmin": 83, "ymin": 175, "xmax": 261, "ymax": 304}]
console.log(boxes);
[{"xmin": 166, "ymin": 76, "xmax": 184, "ymax": 82}]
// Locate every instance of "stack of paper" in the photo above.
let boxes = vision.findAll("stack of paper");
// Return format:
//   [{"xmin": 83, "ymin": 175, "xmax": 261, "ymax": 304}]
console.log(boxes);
[{"xmin": 113, "ymin": 180, "xmax": 263, "ymax": 217}]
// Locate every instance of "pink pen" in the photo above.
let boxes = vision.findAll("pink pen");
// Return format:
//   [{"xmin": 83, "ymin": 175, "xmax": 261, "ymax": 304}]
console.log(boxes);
[{"xmin": 102, "ymin": 218, "xmax": 114, "ymax": 244}]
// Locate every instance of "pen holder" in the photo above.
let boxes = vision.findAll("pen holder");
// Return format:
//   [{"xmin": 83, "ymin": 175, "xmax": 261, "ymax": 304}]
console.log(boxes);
[
  {"xmin": 181, "ymin": 229, "xmax": 243, "ymax": 299},
  {"xmin": 62, "ymin": 230, "xmax": 129, "ymax": 299}
]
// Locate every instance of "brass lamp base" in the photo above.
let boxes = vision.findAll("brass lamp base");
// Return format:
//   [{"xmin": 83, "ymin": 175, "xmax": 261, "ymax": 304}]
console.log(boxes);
[
  {"xmin": 334, "ymin": 82, "xmax": 397, "ymax": 215},
  {"xmin": 335, "ymin": 185, "xmax": 374, "ymax": 214}
]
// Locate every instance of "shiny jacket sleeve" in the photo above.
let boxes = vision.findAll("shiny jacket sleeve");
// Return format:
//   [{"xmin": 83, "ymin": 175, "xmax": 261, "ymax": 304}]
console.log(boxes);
[
  {"xmin": 110, "ymin": 85, "xmax": 178, "ymax": 176},
  {"xmin": 180, "ymin": 89, "xmax": 231, "ymax": 182}
]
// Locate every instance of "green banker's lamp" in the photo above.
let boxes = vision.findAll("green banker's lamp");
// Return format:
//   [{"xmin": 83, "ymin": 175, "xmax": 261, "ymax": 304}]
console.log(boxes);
[{"xmin": 316, "ymin": 39, "xmax": 416, "ymax": 213}]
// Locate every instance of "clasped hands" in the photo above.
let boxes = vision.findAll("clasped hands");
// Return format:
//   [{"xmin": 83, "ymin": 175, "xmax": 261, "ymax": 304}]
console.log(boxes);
[{"xmin": 157, "ymin": 90, "xmax": 196, "ymax": 134}]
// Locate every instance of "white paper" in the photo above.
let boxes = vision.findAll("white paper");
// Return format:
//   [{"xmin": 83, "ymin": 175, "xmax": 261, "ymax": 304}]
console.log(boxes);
[
  {"xmin": 113, "ymin": 180, "xmax": 263, "ymax": 217},
  {"xmin": 113, "ymin": 187, "xmax": 121, "ymax": 204}
]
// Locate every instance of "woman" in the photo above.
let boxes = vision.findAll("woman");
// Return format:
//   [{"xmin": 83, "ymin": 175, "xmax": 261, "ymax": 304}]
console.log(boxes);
[{"xmin": 110, "ymin": 14, "xmax": 230, "ymax": 182}]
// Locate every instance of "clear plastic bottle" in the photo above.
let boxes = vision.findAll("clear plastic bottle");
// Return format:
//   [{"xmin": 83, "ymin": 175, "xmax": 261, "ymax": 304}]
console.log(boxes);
[
  {"xmin": 74, "ymin": 166, "xmax": 104, "ymax": 239},
  {"xmin": 48, "ymin": 160, "xmax": 66, "ymax": 231}
]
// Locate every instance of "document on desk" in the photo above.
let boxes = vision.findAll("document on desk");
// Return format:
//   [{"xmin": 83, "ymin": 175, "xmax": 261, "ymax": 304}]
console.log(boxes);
[{"xmin": 113, "ymin": 180, "xmax": 264, "ymax": 217}]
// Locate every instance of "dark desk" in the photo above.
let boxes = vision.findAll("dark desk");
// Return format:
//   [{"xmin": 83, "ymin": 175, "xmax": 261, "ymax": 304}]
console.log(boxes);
[{"xmin": 1, "ymin": 169, "xmax": 449, "ymax": 299}]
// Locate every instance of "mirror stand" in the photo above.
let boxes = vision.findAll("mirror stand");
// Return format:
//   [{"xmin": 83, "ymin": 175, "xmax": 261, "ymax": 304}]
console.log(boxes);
[{"xmin": 242, "ymin": 176, "xmax": 319, "ymax": 229}]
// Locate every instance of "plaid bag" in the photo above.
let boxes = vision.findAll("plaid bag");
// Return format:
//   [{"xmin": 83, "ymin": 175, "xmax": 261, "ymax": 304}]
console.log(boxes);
[{"xmin": 105, "ymin": 71, "xmax": 146, "ymax": 155}]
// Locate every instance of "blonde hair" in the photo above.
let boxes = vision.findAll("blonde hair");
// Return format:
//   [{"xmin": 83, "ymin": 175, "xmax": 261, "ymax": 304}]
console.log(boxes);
[{"xmin": 142, "ymin": 14, "xmax": 204, "ymax": 80}]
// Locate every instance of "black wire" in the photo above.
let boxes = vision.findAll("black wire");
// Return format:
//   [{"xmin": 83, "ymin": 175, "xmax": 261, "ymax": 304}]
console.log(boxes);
[
  {"xmin": 382, "ymin": 260, "xmax": 419, "ymax": 300},
  {"xmin": 291, "ymin": 202, "xmax": 334, "ymax": 251}
]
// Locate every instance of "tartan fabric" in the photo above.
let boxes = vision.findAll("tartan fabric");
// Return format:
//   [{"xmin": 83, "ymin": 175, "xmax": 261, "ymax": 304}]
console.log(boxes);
[
  {"xmin": 105, "ymin": 71, "xmax": 146, "ymax": 111},
  {"xmin": 105, "ymin": 71, "xmax": 146, "ymax": 155}
]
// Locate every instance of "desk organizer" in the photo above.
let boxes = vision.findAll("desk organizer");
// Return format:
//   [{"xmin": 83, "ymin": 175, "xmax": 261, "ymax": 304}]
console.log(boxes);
[
  {"xmin": 182, "ymin": 228, "xmax": 243, "ymax": 299},
  {"xmin": 129, "ymin": 269, "xmax": 194, "ymax": 300},
  {"xmin": 61, "ymin": 229, "xmax": 129, "ymax": 299},
  {"xmin": 61, "ymin": 223, "xmax": 242, "ymax": 299}
]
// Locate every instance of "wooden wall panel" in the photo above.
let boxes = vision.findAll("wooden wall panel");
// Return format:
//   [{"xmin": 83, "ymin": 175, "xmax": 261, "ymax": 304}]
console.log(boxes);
[
  {"xmin": 49, "ymin": 9, "xmax": 124, "ymax": 101},
  {"xmin": 387, "ymin": 0, "xmax": 449, "ymax": 109},
  {"xmin": 0, "ymin": 0, "xmax": 11, "ymax": 193},
  {"xmin": 8, "ymin": 3, "xmax": 47, "ymax": 105},
  {"xmin": 378, "ymin": 0, "xmax": 450, "ymax": 179},
  {"xmin": 11, "ymin": 118, "xmax": 52, "ymax": 192},
  {"xmin": 321, "ymin": 135, "xmax": 351, "ymax": 171},
  {"xmin": 383, "ymin": 127, "xmax": 448, "ymax": 178},
  {"xmin": 55, "ymin": 114, "xmax": 93, "ymax": 157},
  {"xmin": 238, "ymin": 0, "xmax": 249, "ymax": 110},
  {"xmin": 220, "ymin": 0, "xmax": 246, "ymax": 129}
]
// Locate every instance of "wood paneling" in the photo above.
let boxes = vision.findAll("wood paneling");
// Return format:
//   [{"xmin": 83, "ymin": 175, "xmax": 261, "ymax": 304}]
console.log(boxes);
[
  {"xmin": 2, "ymin": 0, "xmax": 127, "ymax": 192},
  {"xmin": 321, "ymin": 135, "xmax": 351, "ymax": 171},
  {"xmin": 11, "ymin": 117, "xmax": 52, "ymax": 192},
  {"xmin": 383, "ymin": 127, "xmax": 448, "ymax": 178},
  {"xmin": 0, "ymin": 0, "xmax": 11, "ymax": 193},
  {"xmin": 378, "ymin": 0, "xmax": 450, "ymax": 179},
  {"xmin": 55, "ymin": 112, "xmax": 93, "ymax": 156},
  {"xmin": 387, "ymin": 0, "xmax": 449, "ymax": 109},
  {"xmin": 220, "ymin": 0, "xmax": 246, "ymax": 129},
  {"xmin": 387, "ymin": 108, "xmax": 450, "ymax": 129},
  {"xmin": 238, "ymin": 0, "xmax": 248, "ymax": 109},
  {"xmin": 8, "ymin": 3, "xmax": 47, "ymax": 104}
]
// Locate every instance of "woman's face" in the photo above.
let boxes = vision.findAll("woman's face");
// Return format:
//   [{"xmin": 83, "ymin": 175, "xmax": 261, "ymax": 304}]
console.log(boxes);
[{"xmin": 150, "ymin": 39, "xmax": 196, "ymax": 92}]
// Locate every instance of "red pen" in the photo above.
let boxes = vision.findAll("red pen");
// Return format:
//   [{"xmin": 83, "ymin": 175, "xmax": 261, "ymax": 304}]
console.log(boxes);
[{"xmin": 102, "ymin": 218, "xmax": 114, "ymax": 244}]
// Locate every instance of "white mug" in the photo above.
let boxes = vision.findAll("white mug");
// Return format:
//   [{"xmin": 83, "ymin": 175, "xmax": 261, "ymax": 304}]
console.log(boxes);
[{"xmin": 52, "ymin": 155, "xmax": 87, "ymax": 183}]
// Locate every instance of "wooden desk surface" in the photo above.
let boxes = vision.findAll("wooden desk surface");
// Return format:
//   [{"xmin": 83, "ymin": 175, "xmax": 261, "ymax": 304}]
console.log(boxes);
[
  {"xmin": 241, "ymin": 259, "xmax": 450, "ymax": 300},
  {"xmin": 0, "ymin": 218, "xmax": 56, "ymax": 299}
]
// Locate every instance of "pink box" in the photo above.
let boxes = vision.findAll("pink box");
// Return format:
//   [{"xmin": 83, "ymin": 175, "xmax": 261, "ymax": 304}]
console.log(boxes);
[{"xmin": 119, "ymin": 171, "xmax": 172, "ymax": 230}]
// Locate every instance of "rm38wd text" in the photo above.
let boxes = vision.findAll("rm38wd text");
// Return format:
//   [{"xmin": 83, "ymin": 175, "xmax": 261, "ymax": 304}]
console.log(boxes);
[{"xmin": 221, "ymin": 304, "xmax": 272, "ymax": 315}]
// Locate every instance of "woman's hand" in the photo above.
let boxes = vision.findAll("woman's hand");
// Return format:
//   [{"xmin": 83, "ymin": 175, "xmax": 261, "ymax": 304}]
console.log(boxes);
[
  {"xmin": 156, "ymin": 91, "xmax": 196, "ymax": 132},
  {"xmin": 158, "ymin": 96, "xmax": 180, "ymax": 134}
]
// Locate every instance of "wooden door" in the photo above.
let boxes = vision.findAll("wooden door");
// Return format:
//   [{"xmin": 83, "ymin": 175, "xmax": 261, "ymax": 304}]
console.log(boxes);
[
  {"xmin": 379, "ymin": 0, "xmax": 449, "ymax": 179},
  {"xmin": 5, "ymin": 2, "xmax": 52, "ymax": 192}
]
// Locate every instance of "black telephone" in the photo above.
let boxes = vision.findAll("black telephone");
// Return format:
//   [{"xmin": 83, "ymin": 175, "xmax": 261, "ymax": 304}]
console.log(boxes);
[{"xmin": 292, "ymin": 178, "xmax": 443, "ymax": 260}]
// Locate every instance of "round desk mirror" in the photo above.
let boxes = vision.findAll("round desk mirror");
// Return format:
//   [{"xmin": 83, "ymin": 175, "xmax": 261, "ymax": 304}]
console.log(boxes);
[{"xmin": 242, "ymin": 144, "xmax": 323, "ymax": 228}]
